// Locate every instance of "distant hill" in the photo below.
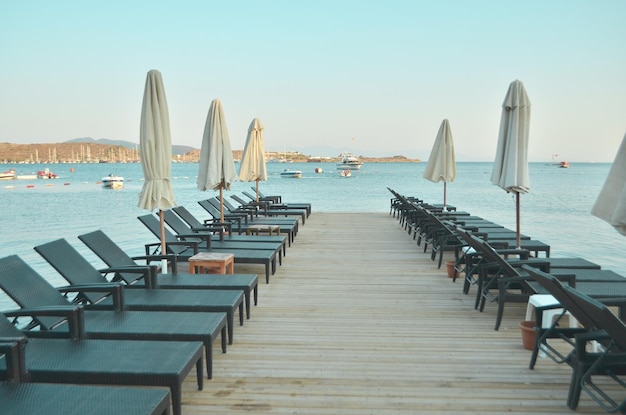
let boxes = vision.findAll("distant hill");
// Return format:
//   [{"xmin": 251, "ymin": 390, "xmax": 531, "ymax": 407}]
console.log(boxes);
[{"xmin": 65, "ymin": 137, "xmax": 196, "ymax": 155}]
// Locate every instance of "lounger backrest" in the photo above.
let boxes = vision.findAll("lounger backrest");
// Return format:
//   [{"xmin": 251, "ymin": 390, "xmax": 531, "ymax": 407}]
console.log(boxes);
[
  {"xmin": 172, "ymin": 206, "xmax": 204, "ymax": 229},
  {"xmin": 521, "ymin": 265, "xmax": 596, "ymax": 329},
  {"xmin": 197, "ymin": 200, "xmax": 219, "ymax": 219},
  {"xmin": 563, "ymin": 286, "xmax": 626, "ymax": 351},
  {"xmin": 78, "ymin": 230, "xmax": 145, "ymax": 286},
  {"xmin": 137, "ymin": 214, "xmax": 187, "ymax": 256},
  {"xmin": 479, "ymin": 240, "xmax": 521, "ymax": 277},
  {"xmin": 162, "ymin": 211, "xmax": 205, "ymax": 246},
  {"xmin": 79, "ymin": 230, "xmax": 137, "ymax": 268},
  {"xmin": 34, "ymin": 239, "xmax": 109, "ymax": 304},
  {"xmin": 241, "ymin": 191, "xmax": 255, "ymax": 201},
  {"xmin": 230, "ymin": 195, "xmax": 247, "ymax": 206},
  {"xmin": 222, "ymin": 197, "xmax": 238, "ymax": 212},
  {"xmin": 0, "ymin": 255, "xmax": 68, "ymax": 329}
]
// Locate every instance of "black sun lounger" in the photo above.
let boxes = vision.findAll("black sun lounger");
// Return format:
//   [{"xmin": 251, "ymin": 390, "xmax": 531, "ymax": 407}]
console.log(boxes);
[
  {"xmin": 161, "ymin": 210, "xmax": 283, "ymax": 265},
  {"xmin": 138, "ymin": 214, "xmax": 277, "ymax": 283},
  {"xmin": 199, "ymin": 199, "xmax": 297, "ymax": 244},
  {"xmin": 0, "ymin": 306, "xmax": 202, "ymax": 415},
  {"xmin": 231, "ymin": 194, "xmax": 307, "ymax": 224},
  {"xmin": 34, "ymin": 239, "xmax": 244, "ymax": 344},
  {"xmin": 243, "ymin": 189, "xmax": 311, "ymax": 217},
  {"xmin": 78, "ymin": 230, "xmax": 259, "ymax": 318},
  {"xmin": 172, "ymin": 205, "xmax": 287, "ymax": 256},
  {"xmin": 0, "ymin": 255, "xmax": 227, "ymax": 379},
  {"xmin": 0, "ymin": 382, "xmax": 171, "ymax": 415}
]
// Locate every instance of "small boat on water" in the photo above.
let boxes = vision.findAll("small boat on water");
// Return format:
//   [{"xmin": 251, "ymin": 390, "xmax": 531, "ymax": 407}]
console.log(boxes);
[
  {"xmin": 0, "ymin": 169, "xmax": 16, "ymax": 180},
  {"xmin": 339, "ymin": 169, "xmax": 352, "ymax": 177},
  {"xmin": 336, "ymin": 152, "xmax": 363, "ymax": 170},
  {"xmin": 558, "ymin": 161, "xmax": 570, "ymax": 168},
  {"xmin": 102, "ymin": 174, "xmax": 124, "ymax": 188},
  {"xmin": 17, "ymin": 174, "xmax": 38, "ymax": 180},
  {"xmin": 37, "ymin": 168, "xmax": 59, "ymax": 179},
  {"xmin": 280, "ymin": 169, "xmax": 302, "ymax": 179}
]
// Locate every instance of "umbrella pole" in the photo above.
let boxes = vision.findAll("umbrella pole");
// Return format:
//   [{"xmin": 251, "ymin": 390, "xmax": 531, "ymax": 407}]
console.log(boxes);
[
  {"xmin": 516, "ymin": 192, "xmax": 521, "ymax": 249},
  {"xmin": 219, "ymin": 185, "xmax": 225, "ymax": 223},
  {"xmin": 255, "ymin": 179, "xmax": 259, "ymax": 202},
  {"xmin": 159, "ymin": 209, "xmax": 168, "ymax": 274},
  {"xmin": 443, "ymin": 182, "xmax": 447, "ymax": 208}
]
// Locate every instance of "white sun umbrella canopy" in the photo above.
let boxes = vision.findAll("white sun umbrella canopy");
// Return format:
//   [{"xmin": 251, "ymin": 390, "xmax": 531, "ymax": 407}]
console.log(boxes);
[
  {"xmin": 138, "ymin": 70, "xmax": 176, "ymax": 268},
  {"xmin": 491, "ymin": 79, "xmax": 531, "ymax": 248},
  {"xmin": 238, "ymin": 118, "xmax": 268, "ymax": 201},
  {"xmin": 423, "ymin": 119, "xmax": 456, "ymax": 208},
  {"xmin": 591, "ymin": 132, "xmax": 626, "ymax": 236},
  {"xmin": 197, "ymin": 99, "xmax": 238, "ymax": 222}
]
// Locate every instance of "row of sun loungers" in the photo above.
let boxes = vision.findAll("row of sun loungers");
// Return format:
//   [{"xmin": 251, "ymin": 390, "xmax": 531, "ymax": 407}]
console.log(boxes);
[
  {"xmin": 0, "ymin": 194, "xmax": 310, "ymax": 415},
  {"xmin": 388, "ymin": 188, "xmax": 626, "ymax": 413}
]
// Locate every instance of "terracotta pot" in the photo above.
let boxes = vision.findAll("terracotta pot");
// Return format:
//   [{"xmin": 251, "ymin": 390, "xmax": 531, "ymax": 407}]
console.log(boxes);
[
  {"xmin": 445, "ymin": 261, "xmax": 456, "ymax": 278},
  {"xmin": 519, "ymin": 320, "xmax": 536, "ymax": 350}
]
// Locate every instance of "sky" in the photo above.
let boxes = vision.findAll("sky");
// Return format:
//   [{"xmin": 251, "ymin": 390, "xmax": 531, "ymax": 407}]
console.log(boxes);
[{"xmin": 1, "ymin": 1, "xmax": 625, "ymax": 162}]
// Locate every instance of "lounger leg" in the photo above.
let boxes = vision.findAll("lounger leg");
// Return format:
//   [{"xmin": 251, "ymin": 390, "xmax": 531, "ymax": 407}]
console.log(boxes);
[
  {"xmin": 567, "ymin": 363, "xmax": 584, "ymax": 409},
  {"xmin": 227, "ymin": 313, "xmax": 234, "ymax": 345},
  {"xmin": 206, "ymin": 342, "xmax": 213, "ymax": 379},
  {"xmin": 196, "ymin": 359, "xmax": 204, "ymax": 389},
  {"xmin": 238, "ymin": 302, "xmax": 244, "ymax": 326},
  {"xmin": 221, "ymin": 325, "xmax": 227, "ymax": 353},
  {"xmin": 245, "ymin": 293, "xmax": 251, "ymax": 319},
  {"xmin": 494, "ymin": 298, "xmax": 505, "ymax": 330}
]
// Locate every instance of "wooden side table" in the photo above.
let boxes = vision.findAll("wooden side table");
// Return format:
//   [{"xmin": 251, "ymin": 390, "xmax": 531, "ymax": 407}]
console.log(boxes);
[
  {"xmin": 245, "ymin": 224, "xmax": 280, "ymax": 236},
  {"xmin": 188, "ymin": 252, "xmax": 235, "ymax": 274}
]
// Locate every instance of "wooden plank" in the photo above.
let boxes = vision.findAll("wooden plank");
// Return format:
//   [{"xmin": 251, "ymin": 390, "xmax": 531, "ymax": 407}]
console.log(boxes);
[{"xmin": 178, "ymin": 212, "xmax": 617, "ymax": 414}]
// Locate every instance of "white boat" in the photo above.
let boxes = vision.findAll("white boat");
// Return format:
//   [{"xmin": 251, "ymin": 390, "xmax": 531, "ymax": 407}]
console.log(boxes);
[
  {"xmin": 280, "ymin": 169, "xmax": 302, "ymax": 178},
  {"xmin": 0, "ymin": 169, "xmax": 16, "ymax": 180},
  {"xmin": 102, "ymin": 174, "xmax": 124, "ymax": 188},
  {"xmin": 339, "ymin": 169, "xmax": 352, "ymax": 177},
  {"xmin": 336, "ymin": 152, "xmax": 363, "ymax": 169}
]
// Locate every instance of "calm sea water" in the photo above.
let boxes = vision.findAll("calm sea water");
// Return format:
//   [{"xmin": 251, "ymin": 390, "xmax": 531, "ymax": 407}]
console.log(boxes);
[{"xmin": 1, "ymin": 161, "xmax": 624, "ymax": 309}]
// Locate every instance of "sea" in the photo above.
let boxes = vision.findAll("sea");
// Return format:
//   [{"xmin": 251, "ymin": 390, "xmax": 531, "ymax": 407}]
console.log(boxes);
[{"xmin": 1, "ymin": 160, "xmax": 624, "ymax": 310}]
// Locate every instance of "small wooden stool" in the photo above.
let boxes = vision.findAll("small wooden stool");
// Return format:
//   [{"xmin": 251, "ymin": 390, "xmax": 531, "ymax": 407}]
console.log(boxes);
[
  {"xmin": 246, "ymin": 224, "xmax": 280, "ymax": 236},
  {"xmin": 188, "ymin": 252, "xmax": 235, "ymax": 274}
]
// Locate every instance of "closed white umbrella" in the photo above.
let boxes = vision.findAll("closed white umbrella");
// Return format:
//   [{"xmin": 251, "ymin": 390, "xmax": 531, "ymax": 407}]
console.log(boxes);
[
  {"xmin": 423, "ymin": 119, "xmax": 456, "ymax": 208},
  {"xmin": 591, "ymin": 132, "xmax": 626, "ymax": 236},
  {"xmin": 238, "ymin": 118, "xmax": 267, "ymax": 202},
  {"xmin": 197, "ymin": 99, "xmax": 238, "ymax": 222},
  {"xmin": 491, "ymin": 80, "xmax": 531, "ymax": 248},
  {"xmin": 138, "ymin": 70, "xmax": 176, "ymax": 262}
]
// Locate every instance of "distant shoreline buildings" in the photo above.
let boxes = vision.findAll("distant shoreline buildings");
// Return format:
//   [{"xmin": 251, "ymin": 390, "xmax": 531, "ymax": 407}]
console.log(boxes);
[{"xmin": 0, "ymin": 142, "xmax": 419, "ymax": 164}]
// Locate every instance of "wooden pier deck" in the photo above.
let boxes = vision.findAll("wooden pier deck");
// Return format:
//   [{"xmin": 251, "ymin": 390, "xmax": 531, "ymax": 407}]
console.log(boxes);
[{"xmin": 179, "ymin": 212, "xmax": 615, "ymax": 414}]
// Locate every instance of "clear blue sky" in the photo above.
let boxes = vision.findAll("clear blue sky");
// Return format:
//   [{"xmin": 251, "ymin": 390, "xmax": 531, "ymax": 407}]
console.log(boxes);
[{"xmin": 1, "ymin": 0, "xmax": 625, "ymax": 161}]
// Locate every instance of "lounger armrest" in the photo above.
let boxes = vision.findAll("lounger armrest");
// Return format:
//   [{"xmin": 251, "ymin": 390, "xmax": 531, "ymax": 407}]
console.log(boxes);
[
  {"xmin": 131, "ymin": 254, "xmax": 179, "ymax": 274},
  {"xmin": 175, "ymin": 232, "xmax": 212, "ymax": 249},
  {"xmin": 100, "ymin": 265, "xmax": 151, "ymax": 281},
  {"xmin": 496, "ymin": 248, "xmax": 530, "ymax": 259},
  {"xmin": 57, "ymin": 283, "xmax": 125, "ymax": 312},
  {"xmin": 220, "ymin": 213, "xmax": 247, "ymax": 226},
  {"xmin": 144, "ymin": 240, "xmax": 199, "ymax": 256},
  {"xmin": 575, "ymin": 329, "xmax": 611, "ymax": 356},
  {"xmin": 191, "ymin": 222, "xmax": 232, "ymax": 240},
  {"xmin": 4, "ymin": 305, "xmax": 86, "ymax": 339},
  {"xmin": 0, "ymin": 341, "xmax": 26, "ymax": 381},
  {"xmin": 99, "ymin": 265, "xmax": 163, "ymax": 289}
]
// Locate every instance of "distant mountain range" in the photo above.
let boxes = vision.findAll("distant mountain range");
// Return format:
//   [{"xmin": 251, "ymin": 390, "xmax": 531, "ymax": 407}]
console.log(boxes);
[{"xmin": 65, "ymin": 137, "xmax": 196, "ymax": 156}]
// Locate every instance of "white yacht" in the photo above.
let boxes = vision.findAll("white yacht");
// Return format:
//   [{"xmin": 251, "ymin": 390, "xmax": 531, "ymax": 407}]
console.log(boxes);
[{"xmin": 336, "ymin": 152, "xmax": 363, "ymax": 170}]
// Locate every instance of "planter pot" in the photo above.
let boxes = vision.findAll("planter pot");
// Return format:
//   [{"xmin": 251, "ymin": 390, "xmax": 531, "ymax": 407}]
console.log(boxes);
[
  {"xmin": 519, "ymin": 320, "xmax": 536, "ymax": 350},
  {"xmin": 445, "ymin": 261, "xmax": 456, "ymax": 278}
]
